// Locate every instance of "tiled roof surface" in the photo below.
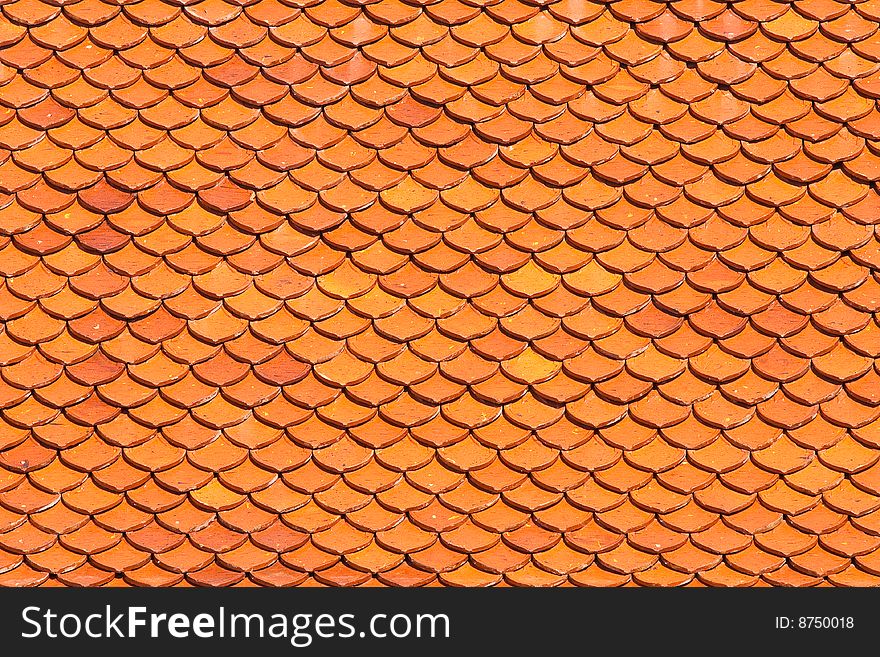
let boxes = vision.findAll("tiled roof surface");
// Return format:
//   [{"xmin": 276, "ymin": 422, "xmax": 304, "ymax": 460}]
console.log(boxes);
[{"xmin": 1, "ymin": 0, "xmax": 880, "ymax": 588}]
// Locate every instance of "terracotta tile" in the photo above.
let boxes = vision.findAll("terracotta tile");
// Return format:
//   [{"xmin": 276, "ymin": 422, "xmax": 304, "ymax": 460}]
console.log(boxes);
[{"xmin": 0, "ymin": 0, "xmax": 879, "ymax": 587}]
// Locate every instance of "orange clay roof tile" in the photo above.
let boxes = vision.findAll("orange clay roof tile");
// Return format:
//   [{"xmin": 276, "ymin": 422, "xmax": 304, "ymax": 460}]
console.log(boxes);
[{"xmin": 0, "ymin": 0, "xmax": 878, "ymax": 589}]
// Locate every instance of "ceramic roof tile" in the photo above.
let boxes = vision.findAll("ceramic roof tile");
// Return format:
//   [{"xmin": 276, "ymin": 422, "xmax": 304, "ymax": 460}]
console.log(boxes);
[{"xmin": 0, "ymin": 0, "xmax": 878, "ymax": 588}]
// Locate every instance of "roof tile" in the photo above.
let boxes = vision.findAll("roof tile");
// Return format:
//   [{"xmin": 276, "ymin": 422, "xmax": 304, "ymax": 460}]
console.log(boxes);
[{"xmin": 0, "ymin": 0, "xmax": 876, "ymax": 587}]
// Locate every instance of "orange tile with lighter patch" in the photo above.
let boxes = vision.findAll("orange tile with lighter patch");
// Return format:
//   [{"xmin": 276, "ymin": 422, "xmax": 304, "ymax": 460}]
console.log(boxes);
[{"xmin": 0, "ymin": 0, "xmax": 879, "ymax": 588}]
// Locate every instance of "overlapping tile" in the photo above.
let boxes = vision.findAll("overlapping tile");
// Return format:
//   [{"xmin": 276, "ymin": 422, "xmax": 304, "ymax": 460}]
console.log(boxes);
[{"xmin": 1, "ymin": 0, "xmax": 880, "ymax": 587}]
